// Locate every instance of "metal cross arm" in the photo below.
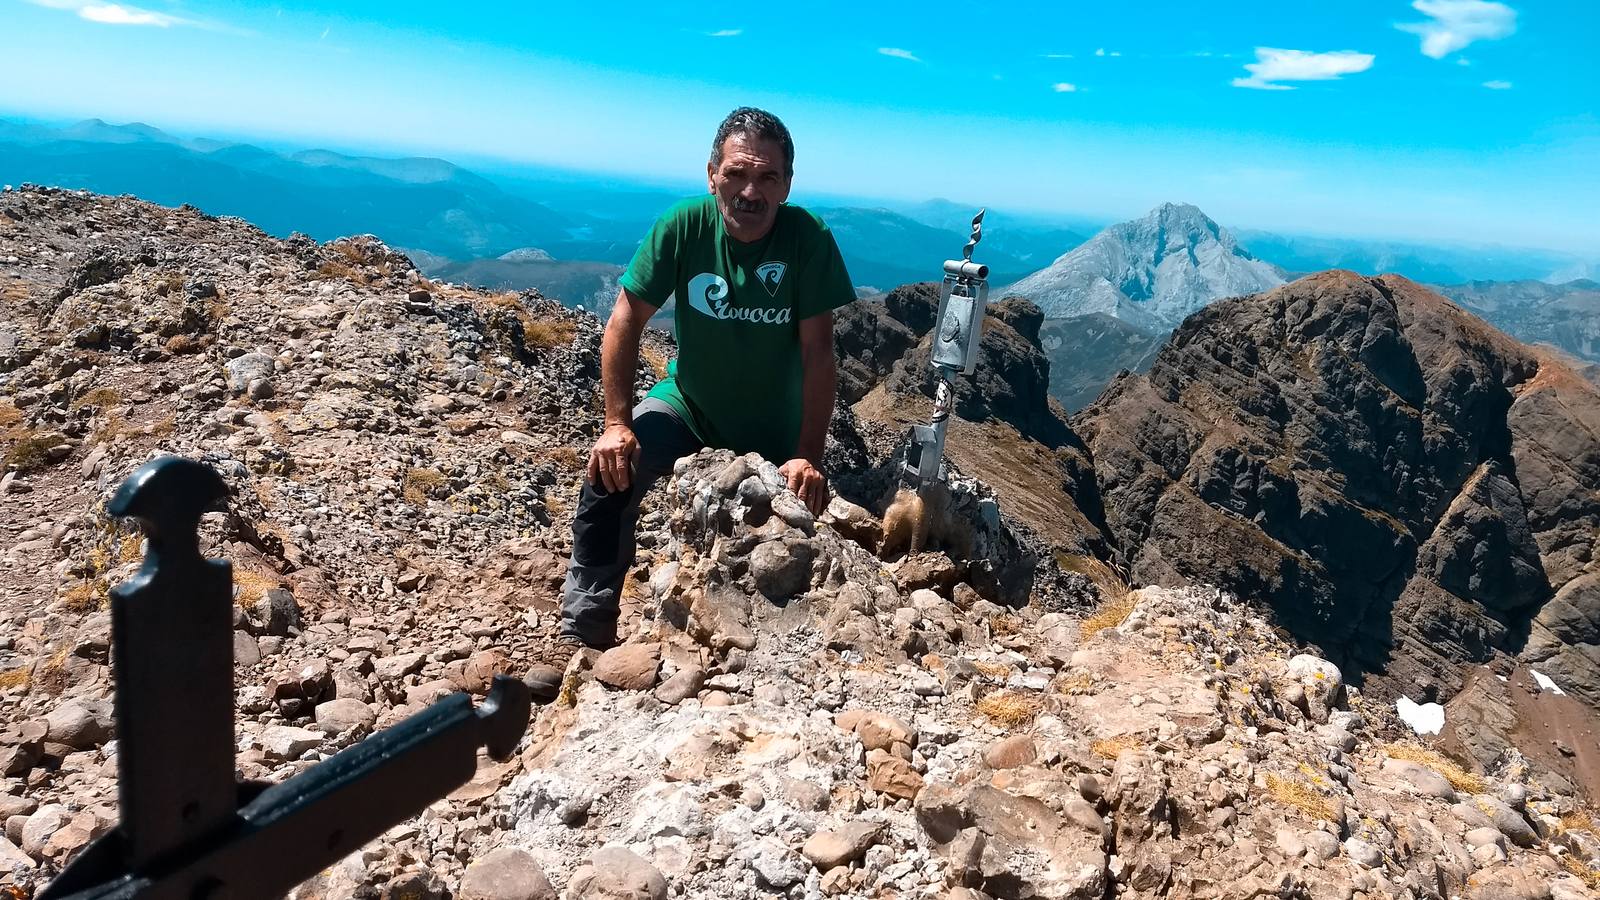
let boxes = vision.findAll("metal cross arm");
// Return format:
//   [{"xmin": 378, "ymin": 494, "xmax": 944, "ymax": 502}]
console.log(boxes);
[{"xmin": 39, "ymin": 456, "xmax": 532, "ymax": 900}]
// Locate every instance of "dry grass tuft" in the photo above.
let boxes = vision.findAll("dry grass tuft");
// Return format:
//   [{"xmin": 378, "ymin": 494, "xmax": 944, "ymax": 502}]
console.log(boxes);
[
  {"xmin": 1056, "ymin": 672, "xmax": 1096, "ymax": 695},
  {"xmin": 119, "ymin": 535, "xmax": 145, "ymax": 564},
  {"xmin": 403, "ymin": 467, "xmax": 447, "ymax": 505},
  {"xmin": 72, "ymin": 386, "xmax": 121, "ymax": 409},
  {"xmin": 1080, "ymin": 591, "xmax": 1137, "ymax": 640},
  {"xmin": 1090, "ymin": 734, "xmax": 1143, "ymax": 760},
  {"xmin": 233, "ymin": 568, "xmax": 282, "ymax": 607},
  {"xmin": 60, "ymin": 580, "xmax": 104, "ymax": 613},
  {"xmin": 165, "ymin": 333, "xmax": 206, "ymax": 354},
  {"xmin": 990, "ymin": 614, "xmax": 1022, "ymax": 636},
  {"xmin": 976, "ymin": 690, "xmax": 1042, "ymax": 727},
  {"xmin": 1384, "ymin": 742, "xmax": 1485, "ymax": 794},
  {"xmin": 3, "ymin": 430, "xmax": 64, "ymax": 473},
  {"xmin": 972, "ymin": 660, "xmax": 1013, "ymax": 679},
  {"xmin": 1054, "ymin": 551, "xmax": 1131, "ymax": 600},
  {"xmin": 1560, "ymin": 809, "xmax": 1596, "ymax": 835},
  {"xmin": 1560, "ymin": 854, "xmax": 1600, "ymax": 890},
  {"xmin": 1266, "ymin": 772, "xmax": 1337, "ymax": 822},
  {"xmin": 541, "ymin": 446, "xmax": 584, "ymax": 470},
  {"xmin": 524, "ymin": 317, "xmax": 577, "ymax": 350},
  {"xmin": 0, "ymin": 402, "xmax": 20, "ymax": 428},
  {"xmin": 0, "ymin": 666, "xmax": 30, "ymax": 691}
]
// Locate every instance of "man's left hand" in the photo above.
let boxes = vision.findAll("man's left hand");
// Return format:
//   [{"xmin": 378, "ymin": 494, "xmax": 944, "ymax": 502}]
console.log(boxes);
[{"xmin": 779, "ymin": 458, "xmax": 829, "ymax": 516}]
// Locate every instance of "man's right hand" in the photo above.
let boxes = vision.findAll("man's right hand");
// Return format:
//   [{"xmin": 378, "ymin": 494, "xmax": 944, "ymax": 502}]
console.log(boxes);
[{"xmin": 588, "ymin": 423, "xmax": 641, "ymax": 493}]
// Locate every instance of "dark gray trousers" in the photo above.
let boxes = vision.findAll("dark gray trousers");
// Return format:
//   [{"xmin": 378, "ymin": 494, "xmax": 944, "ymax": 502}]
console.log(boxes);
[{"xmin": 560, "ymin": 397, "xmax": 703, "ymax": 646}]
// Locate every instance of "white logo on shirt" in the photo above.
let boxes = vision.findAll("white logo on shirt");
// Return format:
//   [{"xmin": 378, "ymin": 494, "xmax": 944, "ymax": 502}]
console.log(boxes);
[
  {"xmin": 756, "ymin": 261, "xmax": 787, "ymax": 296},
  {"xmin": 687, "ymin": 272, "xmax": 792, "ymax": 325}
]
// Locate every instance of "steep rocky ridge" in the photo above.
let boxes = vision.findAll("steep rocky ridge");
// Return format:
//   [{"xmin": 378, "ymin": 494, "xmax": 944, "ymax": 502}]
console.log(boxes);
[{"xmin": 1073, "ymin": 272, "xmax": 1600, "ymax": 747}]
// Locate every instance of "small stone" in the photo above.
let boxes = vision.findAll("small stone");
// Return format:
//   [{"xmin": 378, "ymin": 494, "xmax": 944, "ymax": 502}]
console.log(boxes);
[
  {"xmin": 255, "ymin": 587, "xmax": 300, "ymax": 637},
  {"xmin": 458, "ymin": 846, "xmax": 555, "ymax": 900},
  {"xmin": 802, "ymin": 821, "xmax": 883, "ymax": 870},
  {"xmin": 654, "ymin": 666, "xmax": 705, "ymax": 704},
  {"xmin": 262, "ymin": 725, "xmax": 322, "ymax": 760},
  {"xmin": 1301, "ymin": 830, "xmax": 1340, "ymax": 861},
  {"xmin": 1343, "ymin": 837, "xmax": 1382, "ymax": 868},
  {"xmin": 855, "ymin": 713, "xmax": 916, "ymax": 752},
  {"xmin": 748, "ymin": 837, "xmax": 807, "ymax": 889},
  {"xmin": 1381, "ymin": 758, "xmax": 1457, "ymax": 801},
  {"xmin": 44, "ymin": 699, "xmax": 113, "ymax": 750},
  {"xmin": 593, "ymin": 643, "xmax": 661, "ymax": 691},
  {"xmin": 866, "ymin": 750, "xmax": 924, "ymax": 800},
  {"xmin": 1077, "ymin": 773, "xmax": 1102, "ymax": 804},
  {"xmin": 565, "ymin": 846, "xmax": 666, "ymax": 900},
  {"xmin": 981, "ymin": 734, "xmax": 1037, "ymax": 769},
  {"xmin": 19, "ymin": 803, "xmax": 69, "ymax": 858},
  {"xmin": 1464, "ymin": 827, "xmax": 1506, "ymax": 850},
  {"xmin": 315, "ymin": 698, "xmax": 376, "ymax": 737},
  {"xmin": 373, "ymin": 652, "xmax": 427, "ymax": 680}
]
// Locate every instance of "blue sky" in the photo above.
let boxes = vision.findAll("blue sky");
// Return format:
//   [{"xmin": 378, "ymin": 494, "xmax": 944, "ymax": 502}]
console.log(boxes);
[{"xmin": 3, "ymin": 0, "xmax": 1597, "ymax": 252}]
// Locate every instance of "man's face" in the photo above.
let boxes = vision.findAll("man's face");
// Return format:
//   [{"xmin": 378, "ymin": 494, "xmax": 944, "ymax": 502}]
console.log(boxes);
[{"xmin": 707, "ymin": 132, "xmax": 792, "ymax": 243}]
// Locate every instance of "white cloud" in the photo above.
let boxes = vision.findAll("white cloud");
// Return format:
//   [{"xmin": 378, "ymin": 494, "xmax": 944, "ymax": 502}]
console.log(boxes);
[
  {"xmin": 1041, "ymin": 53, "xmax": 1074, "ymax": 59},
  {"xmin": 1052, "ymin": 82, "xmax": 1078, "ymax": 93},
  {"xmin": 1231, "ymin": 47, "xmax": 1375, "ymax": 90},
  {"xmin": 707, "ymin": 28, "xmax": 742, "ymax": 38},
  {"xmin": 1483, "ymin": 79, "xmax": 1513, "ymax": 89},
  {"xmin": 1397, "ymin": 0, "xmax": 1516, "ymax": 59},
  {"xmin": 25, "ymin": 0, "xmax": 195, "ymax": 27},
  {"xmin": 1093, "ymin": 48, "xmax": 1121, "ymax": 57},
  {"xmin": 878, "ymin": 47, "xmax": 921, "ymax": 62}
]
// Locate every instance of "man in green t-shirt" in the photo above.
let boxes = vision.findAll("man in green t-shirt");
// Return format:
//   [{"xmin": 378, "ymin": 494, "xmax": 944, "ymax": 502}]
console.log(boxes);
[{"xmin": 528, "ymin": 108, "xmax": 856, "ymax": 693}]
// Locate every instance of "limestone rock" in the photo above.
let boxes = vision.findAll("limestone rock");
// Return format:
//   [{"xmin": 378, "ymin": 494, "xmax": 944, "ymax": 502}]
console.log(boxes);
[
  {"xmin": 458, "ymin": 847, "xmax": 554, "ymax": 900},
  {"xmin": 564, "ymin": 846, "xmax": 666, "ymax": 900},
  {"xmin": 593, "ymin": 643, "xmax": 661, "ymax": 692}
]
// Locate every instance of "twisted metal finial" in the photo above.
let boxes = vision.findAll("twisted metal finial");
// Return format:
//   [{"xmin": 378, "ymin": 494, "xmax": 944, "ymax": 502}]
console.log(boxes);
[{"xmin": 962, "ymin": 208, "xmax": 986, "ymax": 261}]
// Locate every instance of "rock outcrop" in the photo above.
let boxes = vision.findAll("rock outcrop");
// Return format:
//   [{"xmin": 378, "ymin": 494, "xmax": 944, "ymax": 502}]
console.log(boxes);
[{"xmin": 1074, "ymin": 271, "xmax": 1600, "ymax": 733}]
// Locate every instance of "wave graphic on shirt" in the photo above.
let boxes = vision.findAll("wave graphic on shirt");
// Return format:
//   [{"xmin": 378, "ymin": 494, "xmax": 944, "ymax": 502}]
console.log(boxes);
[{"xmin": 686, "ymin": 272, "xmax": 792, "ymax": 325}]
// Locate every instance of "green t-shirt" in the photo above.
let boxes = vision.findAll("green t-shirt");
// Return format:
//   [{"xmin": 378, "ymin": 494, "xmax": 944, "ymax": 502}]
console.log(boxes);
[{"xmin": 620, "ymin": 195, "xmax": 855, "ymax": 463}]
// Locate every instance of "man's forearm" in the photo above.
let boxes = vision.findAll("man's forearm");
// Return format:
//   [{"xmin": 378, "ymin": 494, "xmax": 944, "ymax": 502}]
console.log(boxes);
[{"xmin": 600, "ymin": 294, "xmax": 647, "ymax": 427}]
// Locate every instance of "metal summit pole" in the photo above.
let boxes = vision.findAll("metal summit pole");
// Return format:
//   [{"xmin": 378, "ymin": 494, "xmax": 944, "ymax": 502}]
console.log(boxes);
[{"xmin": 902, "ymin": 209, "xmax": 989, "ymax": 489}]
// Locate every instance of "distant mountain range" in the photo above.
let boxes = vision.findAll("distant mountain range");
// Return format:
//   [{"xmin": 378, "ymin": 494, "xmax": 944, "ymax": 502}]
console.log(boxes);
[
  {"xmin": 1236, "ymin": 229, "xmax": 1589, "ymax": 285},
  {"xmin": 5, "ymin": 116, "xmax": 1594, "ymax": 404},
  {"xmin": 0, "ymin": 118, "xmax": 1083, "ymax": 307},
  {"xmin": 1437, "ymin": 279, "xmax": 1600, "ymax": 368}
]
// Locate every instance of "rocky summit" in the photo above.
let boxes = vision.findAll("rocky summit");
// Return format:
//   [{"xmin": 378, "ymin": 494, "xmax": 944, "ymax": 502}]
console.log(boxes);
[
  {"xmin": 1000, "ymin": 203, "xmax": 1285, "ymax": 336},
  {"xmin": 2, "ymin": 187, "xmax": 1600, "ymax": 900}
]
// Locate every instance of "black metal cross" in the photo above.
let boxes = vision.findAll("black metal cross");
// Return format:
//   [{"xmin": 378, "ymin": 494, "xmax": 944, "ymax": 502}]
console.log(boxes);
[{"xmin": 39, "ymin": 455, "xmax": 532, "ymax": 900}]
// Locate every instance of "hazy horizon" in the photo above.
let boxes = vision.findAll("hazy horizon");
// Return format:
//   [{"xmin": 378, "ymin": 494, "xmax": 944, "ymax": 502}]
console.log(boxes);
[{"xmin": 4, "ymin": 109, "xmax": 1594, "ymax": 266}]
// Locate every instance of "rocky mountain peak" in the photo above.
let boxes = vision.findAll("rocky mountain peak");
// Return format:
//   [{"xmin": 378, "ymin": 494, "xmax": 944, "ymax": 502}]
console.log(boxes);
[{"xmin": 1001, "ymin": 202, "xmax": 1285, "ymax": 334}]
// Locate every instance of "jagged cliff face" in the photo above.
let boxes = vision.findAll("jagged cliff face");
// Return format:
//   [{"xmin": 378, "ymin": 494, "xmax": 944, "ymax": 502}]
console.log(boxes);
[
  {"xmin": 1074, "ymin": 272, "xmax": 1600, "ymax": 725},
  {"xmin": 1001, "ymin": 203, "xmax": 1286, "ymax": 335}
]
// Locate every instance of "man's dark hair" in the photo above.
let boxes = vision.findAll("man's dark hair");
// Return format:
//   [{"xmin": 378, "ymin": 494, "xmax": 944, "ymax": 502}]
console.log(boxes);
[{"xmin": 711, "ymin": 107, "xmax": 794, "ymax": 178}]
